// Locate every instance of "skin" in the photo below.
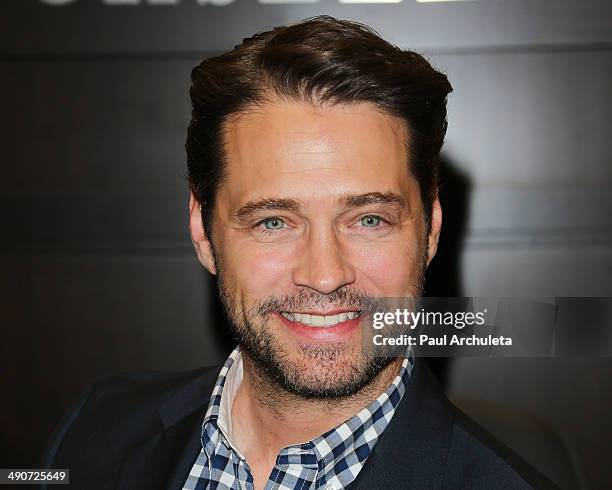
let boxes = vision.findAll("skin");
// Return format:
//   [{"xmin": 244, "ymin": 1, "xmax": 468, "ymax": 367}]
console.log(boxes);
[{"xmin": 189, "ymin": 98, "xmax": 442, "ymax": 489}]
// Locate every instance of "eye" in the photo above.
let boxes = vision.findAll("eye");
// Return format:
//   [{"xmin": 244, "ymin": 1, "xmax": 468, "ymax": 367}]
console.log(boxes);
[
  {"xmin": 261, "ymin": 217, "xmax": 285, "ymax": 230},
  {"xmin": 359, "ymin": 215, "xmax": 382, "ymax": 227}
]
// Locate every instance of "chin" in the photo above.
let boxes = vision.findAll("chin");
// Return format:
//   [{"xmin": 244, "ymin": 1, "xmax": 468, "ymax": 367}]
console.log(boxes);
[{"xmin": 269, "ymin": 340, "xmax": 389, "ymax": 399}]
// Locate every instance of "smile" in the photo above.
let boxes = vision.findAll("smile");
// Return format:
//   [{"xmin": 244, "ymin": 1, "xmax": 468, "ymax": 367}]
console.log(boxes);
[{"xmin": 280, "ymin": 311, "xmax": 362, "ymax": 327}]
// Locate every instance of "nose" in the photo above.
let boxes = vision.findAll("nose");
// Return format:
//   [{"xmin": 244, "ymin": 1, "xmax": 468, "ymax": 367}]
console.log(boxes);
[{"xmin": 291, "ymin": 223, "xmax": 356, "ymax": 295}]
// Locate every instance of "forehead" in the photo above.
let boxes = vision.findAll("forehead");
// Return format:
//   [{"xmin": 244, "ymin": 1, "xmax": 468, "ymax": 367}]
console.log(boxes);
[{"xmin": 220, "ymin": 99, "xmax": 414, "ymax": 205}]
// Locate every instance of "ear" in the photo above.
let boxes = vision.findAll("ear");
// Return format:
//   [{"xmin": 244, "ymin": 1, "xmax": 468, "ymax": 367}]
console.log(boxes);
[
  {"xmin": 188, "ymin": 192, "xmax": 217, "ymax": 275},
  {"xmin": 426, "ymin": 196, "xmax": 442, "ymax": 266}
]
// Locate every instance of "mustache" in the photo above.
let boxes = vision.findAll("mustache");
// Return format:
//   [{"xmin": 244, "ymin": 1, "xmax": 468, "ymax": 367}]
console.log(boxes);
[{"xmin": 253, "ymin": 287, "xmax": 382, "ymax": 316}]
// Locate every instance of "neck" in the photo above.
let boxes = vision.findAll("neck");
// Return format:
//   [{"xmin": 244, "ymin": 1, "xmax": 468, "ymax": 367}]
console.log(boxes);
[{"xmin": 231, "ymin": 353, "xmax": 403, "ymax": 460}]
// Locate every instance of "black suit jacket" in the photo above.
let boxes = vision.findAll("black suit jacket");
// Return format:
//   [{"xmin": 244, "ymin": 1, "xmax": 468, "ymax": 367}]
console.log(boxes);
[{"xmin": 41, "ymin": 358, "xmax": 558, "ymax": 489}]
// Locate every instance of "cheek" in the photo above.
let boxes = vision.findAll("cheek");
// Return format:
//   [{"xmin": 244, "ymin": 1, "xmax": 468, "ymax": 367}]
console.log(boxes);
[
  {"xmin": 350, "ymin": 237, "xmax": 424, "ymax": 295},
  {"xmin": 222, "ymin": 238, "xmax": 298, "ymax": 296}
]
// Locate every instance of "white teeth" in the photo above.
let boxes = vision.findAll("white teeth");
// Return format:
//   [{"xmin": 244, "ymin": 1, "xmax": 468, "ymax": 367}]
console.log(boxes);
[
  {"xmin": 308, "ymin": 315, "xmax": 323, "ymax": 326},
  {"xmin": 324, "ymin": 315, "xmax": 337, "ymax": 326},
  {"xmin": 280, "ymin": 311, "xmax": 361, "ymax": 328}
]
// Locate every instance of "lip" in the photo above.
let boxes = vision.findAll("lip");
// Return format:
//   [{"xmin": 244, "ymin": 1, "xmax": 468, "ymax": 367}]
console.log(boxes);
[
  {"xmin": 281, "ymin": 308, "xmax": 361, "ymax": 316},
  {"xmin": 274, "ymin": 311, "xmax": 362, "ymax": 341}
]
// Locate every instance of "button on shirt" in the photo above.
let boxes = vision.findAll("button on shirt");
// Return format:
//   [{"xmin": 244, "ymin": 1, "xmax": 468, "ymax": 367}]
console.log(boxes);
[{"xmin": 182, "ymin": 346, "xmax": 414, "ymax": 490}]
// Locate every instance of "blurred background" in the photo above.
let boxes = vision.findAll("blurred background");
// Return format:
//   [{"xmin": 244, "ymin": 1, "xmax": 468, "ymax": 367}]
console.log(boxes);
[{"xmin": 1, "ymin": 0, "xmax": 611, "ymax": 488}]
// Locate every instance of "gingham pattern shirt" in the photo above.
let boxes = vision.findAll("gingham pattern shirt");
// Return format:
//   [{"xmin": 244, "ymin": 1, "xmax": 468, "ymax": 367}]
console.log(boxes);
[{"xmin": 182, "ymin": 346, "xmax": 414, "ymax": 490}]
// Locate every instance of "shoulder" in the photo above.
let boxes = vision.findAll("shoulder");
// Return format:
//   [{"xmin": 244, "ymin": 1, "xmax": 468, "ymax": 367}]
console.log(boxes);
[
  {"xmin": 67, "ymin": 365, "xmax": 220, "ymax": 427},
  {"xmin": 362, "ymin": 358, "xmax": 560, "ymax": 489},
  {"xmin": 446, "ymin": 408, "xmax": 559, "ymax": 489},
  {"xmin": 412, "ymin": 359, "xmax": 560, "ymax": 489},
  {"xmin": 42, "ymin": 364, "xmax": 221, "ymax": 470},
  {"xmin": 78, "ymin": 365, "xmax": 219, "ymax": 414}
]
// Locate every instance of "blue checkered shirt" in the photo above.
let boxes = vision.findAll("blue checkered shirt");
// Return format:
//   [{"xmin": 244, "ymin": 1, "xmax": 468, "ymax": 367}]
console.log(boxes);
[{"xmin": 182, "ymin": 346, "xmax": 414, "ymax": 490}]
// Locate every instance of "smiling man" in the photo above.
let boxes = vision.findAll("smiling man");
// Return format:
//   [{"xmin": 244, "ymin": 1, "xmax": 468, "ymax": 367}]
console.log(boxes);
[
  {"xmin": 42, "ymin": 15, "xmax": 556, "ymax": 490},
  {"xmin": 187, "ymin": 94, "xmax": 430, "ymax": 489}
]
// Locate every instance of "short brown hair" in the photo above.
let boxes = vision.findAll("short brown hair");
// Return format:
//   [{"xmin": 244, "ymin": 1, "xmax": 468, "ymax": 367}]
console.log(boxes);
[{"xmin": 186, "ymin": 15, "xmax": 452, "ymax": 238}]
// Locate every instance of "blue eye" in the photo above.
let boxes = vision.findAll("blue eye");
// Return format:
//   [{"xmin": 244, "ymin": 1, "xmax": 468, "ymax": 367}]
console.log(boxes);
[
  {"xmin": 360, "ymin": 215, "xmax": 381, "ymax": 227},
  {"xmin": 262, "ymin": 217, "xmax": 284, "ymax": 230}
]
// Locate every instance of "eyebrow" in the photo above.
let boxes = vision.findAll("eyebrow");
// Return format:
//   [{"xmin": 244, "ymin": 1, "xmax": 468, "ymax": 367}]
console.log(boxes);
[
  {"xmin": 234, "ymin": 198, "xmax": 303, "ymax": 221},
  {"xmin": 233, "ymin": 192, "xmax": 406, "ymax": 221},
  {"xmin": 338, "ymin": 192, "xmax": 406, "ymax": 209}
]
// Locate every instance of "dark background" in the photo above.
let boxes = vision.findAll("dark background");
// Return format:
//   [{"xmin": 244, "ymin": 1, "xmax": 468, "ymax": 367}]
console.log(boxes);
[{"xmin": 1, "ymin": 0, "xmax": 611, "ymax": 488}]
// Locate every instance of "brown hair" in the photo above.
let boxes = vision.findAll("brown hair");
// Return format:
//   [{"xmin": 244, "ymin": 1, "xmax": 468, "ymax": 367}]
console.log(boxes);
[{"xmin": 186, "ymin": 15, "xmax": 452, "ymax": 238}]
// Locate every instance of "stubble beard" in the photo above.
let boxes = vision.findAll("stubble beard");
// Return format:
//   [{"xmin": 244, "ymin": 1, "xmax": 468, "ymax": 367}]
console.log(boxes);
[{"xmin": 213, "ymin": 245, "xmax": 427, "ymax": 400}]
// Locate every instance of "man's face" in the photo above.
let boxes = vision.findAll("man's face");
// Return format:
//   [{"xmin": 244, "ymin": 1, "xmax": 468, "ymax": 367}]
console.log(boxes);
[{"xmin": 190, "ymin": 99, "xmax": 441, "ymax": 398}]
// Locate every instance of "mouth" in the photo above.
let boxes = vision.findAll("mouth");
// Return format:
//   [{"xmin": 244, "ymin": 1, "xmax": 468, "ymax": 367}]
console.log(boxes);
[
  {"xmin": 276, "ymin": 310, "xmax": 364, "ymax": 341},
  {"xmin": 280, "ymin": 310, "xmax": 363, "ymax": 328}
]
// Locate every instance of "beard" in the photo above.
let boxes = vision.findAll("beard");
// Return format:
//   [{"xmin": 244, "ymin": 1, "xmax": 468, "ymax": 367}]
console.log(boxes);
[{"xmin": 214, "ymin": 250, "xmax": 427, "ymax": 400}]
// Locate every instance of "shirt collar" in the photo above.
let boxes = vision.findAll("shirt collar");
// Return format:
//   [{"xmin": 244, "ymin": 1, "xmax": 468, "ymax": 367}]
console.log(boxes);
[
  {"xmin": 201, "ymin": 346, "xmax": 245, "ymax": 458},
  {"xmin": 310, "ymin": 353, "xmax": 413, "ymax": 481},
  {"xmin": 201, "ymin": 345, "xmax": 414, "ymax": 477}
]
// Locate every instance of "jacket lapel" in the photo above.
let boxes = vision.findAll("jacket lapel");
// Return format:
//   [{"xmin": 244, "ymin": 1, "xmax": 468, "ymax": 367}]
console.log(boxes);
[
  {"xmin": 115, "ymin": 367, "xmax": 218, "ymax": 490},
  {"xmin": 112, "ymin": 359, "xmax": 452, "ymax": 490},
  {"xmin": 351, "ymin": 359, "xmax": 455, "ymax": 489}
]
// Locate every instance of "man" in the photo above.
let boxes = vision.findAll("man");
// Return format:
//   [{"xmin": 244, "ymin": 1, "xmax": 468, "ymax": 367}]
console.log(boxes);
[{"xmin": 42, "ymin": 16, "xmax": 556, "ymax": 490}]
